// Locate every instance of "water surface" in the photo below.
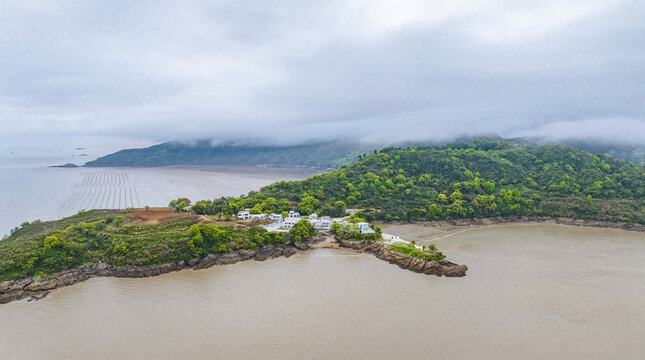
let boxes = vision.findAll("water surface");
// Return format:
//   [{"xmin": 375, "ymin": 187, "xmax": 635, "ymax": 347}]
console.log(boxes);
[
  {"xmin": 1, "ymin": 224, "xmax": 643, "ymax": 359},
  {"xmin": 0, "ymin": 149, "xmax": 319, "ymax": 236}
]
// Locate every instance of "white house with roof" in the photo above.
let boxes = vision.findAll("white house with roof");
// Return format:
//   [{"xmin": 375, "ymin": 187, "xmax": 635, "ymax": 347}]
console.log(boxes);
[
  {"xmin": 268, "ymin": 213, "xmax": 283, "ymax": 222},
  {"xmin": 356, "ymin": 222, "xmax": 375, "ymax": 234},
  {"xmin": 312, "ymin": 216, "xmax": 332, "ymax": 230},
  {"xmin": 249, "ymin": 213, "xmax": 267, "ymax": 220},
  {"xmin": 281, "ymin": 217, "xmax": 300, "ymax": 229},
  {"xmin": 237, "ymin": 210, "xmax": 250, "ymax": 220},
  {"xmin": 259, "ymin": 210, "xmax": 369, "ymax": 233},
  {"xmin": 336, "ymin": 220, "xmax": 375, "ymax": 234}
]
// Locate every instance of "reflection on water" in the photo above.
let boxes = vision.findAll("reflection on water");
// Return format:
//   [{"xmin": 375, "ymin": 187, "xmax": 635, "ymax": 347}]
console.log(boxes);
[{"xmin": 1, "ymin": 224, "xmax": 644, "ymax": 359}]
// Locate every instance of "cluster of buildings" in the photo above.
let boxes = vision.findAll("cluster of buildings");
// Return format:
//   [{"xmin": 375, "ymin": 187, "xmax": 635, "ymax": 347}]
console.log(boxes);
[{"xmin": 237, "ymin": 209, "xmax": 375, "ymax": 234}]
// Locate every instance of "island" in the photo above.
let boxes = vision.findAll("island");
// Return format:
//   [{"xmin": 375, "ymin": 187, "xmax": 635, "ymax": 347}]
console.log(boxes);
[
  {"xmin": 2, "ymin": 137, "xmax": 644, "ymax": 304},
  {"xmin": 0, "ymin": 207, "xmax": 466, "ymax": 304}
]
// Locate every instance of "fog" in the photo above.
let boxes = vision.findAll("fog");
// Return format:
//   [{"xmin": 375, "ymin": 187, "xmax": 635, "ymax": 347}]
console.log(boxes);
[{"xmin": 1, "ymin": 0, "xmax": 644, "ymax": 150}]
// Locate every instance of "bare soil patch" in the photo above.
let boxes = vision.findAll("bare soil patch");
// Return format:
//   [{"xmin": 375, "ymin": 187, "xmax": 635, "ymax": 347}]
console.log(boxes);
[
  {"xmin": 129, "ymin": 208, "xmax": 270, "ymax": 229},
  {"xmin": 130, "ymin": 207, "xmax": 213, "ymax": 225}
]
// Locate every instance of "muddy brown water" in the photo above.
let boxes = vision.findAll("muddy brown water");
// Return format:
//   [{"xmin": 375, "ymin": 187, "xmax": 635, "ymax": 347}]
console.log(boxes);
[{"xmin": 1, "ymin": 224, "xmax": 644, "ymax": 359}]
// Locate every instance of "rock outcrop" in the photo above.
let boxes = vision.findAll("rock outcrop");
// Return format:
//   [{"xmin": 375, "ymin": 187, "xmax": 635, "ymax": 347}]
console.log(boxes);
[{"xmin": 336, "ymin": 239, "xmax": 468, "ymax": 277}]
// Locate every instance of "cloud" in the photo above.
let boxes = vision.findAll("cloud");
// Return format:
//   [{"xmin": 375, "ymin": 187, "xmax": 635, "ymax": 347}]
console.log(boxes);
[{"xmin": 0, "ymin": 0, "xmax": 643, "ymax": 147}]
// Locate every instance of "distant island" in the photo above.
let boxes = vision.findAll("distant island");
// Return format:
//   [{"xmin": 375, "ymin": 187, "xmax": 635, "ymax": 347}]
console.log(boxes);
[
  {"xmin": 84, "ymin": 139, "xmax": 379, "ymax": 169},
  {"xmin": 50, "ymin": 163, "xmax": 79, "ymax": 168},
  {"xmin": 82, "ymin": 136, "xmax": 645, "ymax": 169},
  {"xmin": 3, "ymin": 136, "xmax": 644, "ymax": 303}
]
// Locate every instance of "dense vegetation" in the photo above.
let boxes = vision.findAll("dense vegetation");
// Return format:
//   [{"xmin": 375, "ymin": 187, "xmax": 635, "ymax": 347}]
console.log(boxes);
[
  {"xmin": 85, "ymin": 139, "xmax": 377, "ymax": 168},
  {"xmin": 190, "ymin": 137, "xmax": 644, "ymax": 224},
  {"xmin": 519, "ymin": 138, "xmax": 645, "ymax": 166},
  {"xmin": 0, "ymin": 210, "xmax": 291, "ymax": 282}
]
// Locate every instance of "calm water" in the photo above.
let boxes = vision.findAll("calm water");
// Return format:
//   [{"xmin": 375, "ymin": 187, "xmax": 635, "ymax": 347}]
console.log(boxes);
[
  {"xmin": 0, "ymin": 149, "xmax": 319, "ymax": 236},
  {"xmin": 1, "ymin": 224, "xmax": 643, "ymax": 359}
]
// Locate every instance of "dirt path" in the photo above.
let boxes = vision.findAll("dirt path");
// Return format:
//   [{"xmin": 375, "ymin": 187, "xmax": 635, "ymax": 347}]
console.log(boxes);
[{"xmin": 310, "ymin": 236, "xmax": 339, "ymax": 248}]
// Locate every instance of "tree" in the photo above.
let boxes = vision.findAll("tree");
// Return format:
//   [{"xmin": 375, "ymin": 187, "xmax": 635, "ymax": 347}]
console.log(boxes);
[
  {"xmin": 249, "ymin": 204, "xmax": 263, "ymax": 214},
  {"xmin": 450, "ymin": 189, "xmax": 463, "ymax": 202},
  {"xmin": 43, "ymin": 234, "xmax": 63, "ymax": 252},
  {"xmin": 191, "ymin": 201, "xmax": 207, "ymax": 215},
  {"xmin": 289, "ymin": 219, "xmax": 315, "ymax": 242},
  {"xmin": 331, "ymin": 200, "xmax": 347, "ymax": 216},
  {"xmin": 447, "ymin": 200, "xmax": 467, "ymax": 218},
  {"xmin": 484, "ymin": 182, "xmax": 495, "ymax": 194},
  {"xmin": 170, "ymin": 197, "xmax": 191, "ymax": 212},
  {"xmin": 298, "ymin": 194, "xmax": 320, "ymax": 215},
  {"xmin": 112, "ymin": 242, "xmax": 128, "ymax": 255},
  {"xmin": 428, "ymin": 204, "xmax": 442, "ymax": 218},
  {"xmin": 176, "ymin": 200, "xmax": 190, "ymax": 212}
]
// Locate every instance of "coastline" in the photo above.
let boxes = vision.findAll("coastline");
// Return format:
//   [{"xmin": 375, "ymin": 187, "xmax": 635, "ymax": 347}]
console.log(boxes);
[
  {"xmin": 0, "ymin": 236, "xmax": 467, "ymax": 304},
  {"xmin": 0, "ymin": 241, "xmax": 308, "ymax": 304},
  {"xmin": 377, "ymin": 216, "xmax": 645, "ymax": 233},
  {"xmin": 81, "ymin": 163, "xmax": 335, "ymax": 171},
  {"xmin": 3, "ymin": 217, "xmax": 641, "ymax": 305}
]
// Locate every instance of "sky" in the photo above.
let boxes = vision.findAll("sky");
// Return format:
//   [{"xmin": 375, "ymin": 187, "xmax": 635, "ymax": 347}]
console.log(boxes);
[{"xmin": 0, "ymin": 0, "xmax": 644, "ymax": 150}]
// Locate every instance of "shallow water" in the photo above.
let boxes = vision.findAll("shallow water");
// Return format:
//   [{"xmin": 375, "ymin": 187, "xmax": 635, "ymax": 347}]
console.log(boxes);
[
  {"xmin": 0, "ymin": 149, "xmax": 319, "ymax": 236},
  {"xmin": 1, "ymin": 224, "xmax": 643, "ymax": 359}
]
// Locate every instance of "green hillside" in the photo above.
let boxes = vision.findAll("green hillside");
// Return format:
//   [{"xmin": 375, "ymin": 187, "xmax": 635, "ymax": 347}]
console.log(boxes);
[
  {"xmin": 84, "ymin": 139, "xmax": 377, "ymax": 168},
  {"xmin": 195, "ymin": 137, "xmax": 644, "ymax": 224}
]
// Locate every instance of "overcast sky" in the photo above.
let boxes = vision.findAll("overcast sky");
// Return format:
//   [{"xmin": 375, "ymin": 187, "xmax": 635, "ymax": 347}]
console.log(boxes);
[{"xmin": 1, "ymin": 0, "xmax": 644, "ymax": 148}]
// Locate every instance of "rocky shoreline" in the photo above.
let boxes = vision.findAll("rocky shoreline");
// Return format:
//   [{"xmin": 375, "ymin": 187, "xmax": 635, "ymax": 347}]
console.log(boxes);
[
  {"xmin": 380, "ymin": 216, "xmax": 645, "ymax": 232},
  {"xmin": 336, "ymin": 239, "xmax": 468, "ymax": 277},
  {"xmin": 0, "ymin": 236, "xmax": 467, "ymax": 304},
  {"xmin": 0, "ymin": 242, "xmax": 308, "ymax": 304},
  {"xmin": 2, "ymin": 217, "xmax": 639, "ymax": 305}
]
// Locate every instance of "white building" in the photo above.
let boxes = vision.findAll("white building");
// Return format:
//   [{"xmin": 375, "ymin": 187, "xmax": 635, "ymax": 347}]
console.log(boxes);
[
  {"xmin": 250, "ymin": 213, "xmax": 267, "ymax": 220},
  {"xmin": 312, "ymin": 217, "xmax": 332, "ymax": 230},
  {"xmin": 281, "ymin": 217, "xmax": 300, "ymax": 229},
  {"xmin": 358, "ymin": 223, "xmax": 375, "ymax": 234},
  {"xmin": 237, "ymin": 210, "xmax": 250, "ymax": 220},
  {"xmin": 356, "ymin": 222, "xmax": 375, "ymax": 234},
  {"xmin": 308, "ymin": 213, "xmax": 318, "ymax": 220},
  {"xmin": 336, "ymin": 221, "xmax": 375, "ymax": 234},
  {"xmin": 382, "ymin": 233, "xmax": 401, "ymax": 241},
  {"xmin": 268, "ymin": 213, "xmax": 283, "ymax": 222},
  {"xmin": 288, "ymin": 211, "xmax": 300, "ymax": 218}
]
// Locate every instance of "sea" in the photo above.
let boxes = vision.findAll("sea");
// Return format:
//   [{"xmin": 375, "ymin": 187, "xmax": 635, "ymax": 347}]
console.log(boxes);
[{"xmin": 0, "ymin": 145, "xmax": 319, "ymax": 237}]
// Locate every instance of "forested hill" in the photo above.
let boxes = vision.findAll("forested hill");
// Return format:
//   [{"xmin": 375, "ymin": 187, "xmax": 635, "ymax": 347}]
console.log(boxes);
[
  {"xmin": 84, "ymin": 136, "xmax": 645, "ymax": 169},
  {"xmin": 515, "ymin": 137, "xmax": 645, "ymax": 166},
  {"xmin": 84, "ymin": 140, "xmax": 377, "ymax": 168},
  {"xmin": 194, "ymin": 138, "xmax": 645, "ymax": 224}
]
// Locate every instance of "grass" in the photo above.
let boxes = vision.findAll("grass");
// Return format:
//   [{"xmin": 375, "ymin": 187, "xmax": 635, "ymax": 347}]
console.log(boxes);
[{"xmin": 387, "ymin": 242, "xmax": 444, "ymax": 262}]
